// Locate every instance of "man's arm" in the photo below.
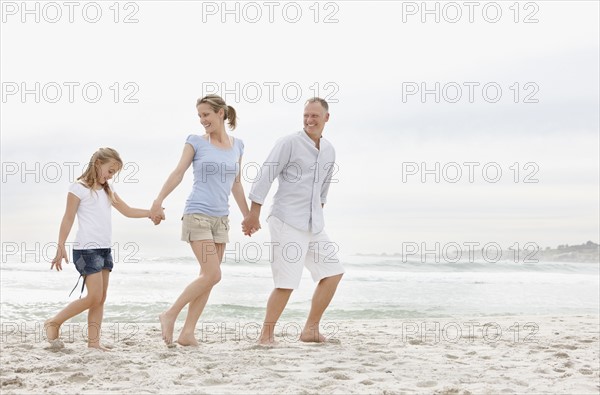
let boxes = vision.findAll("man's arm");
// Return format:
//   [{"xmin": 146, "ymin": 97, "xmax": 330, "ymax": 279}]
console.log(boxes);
[
  {"xmin": 320, "ymin": 160, "xmax": 337, "ymax": 207},
  {"xmin": 242, "ymin": 138, "xmax": 292, "ymax": 236},
  {"xmin": 242, "ymin": 201, "xmax": 262, "ymax": 236}
]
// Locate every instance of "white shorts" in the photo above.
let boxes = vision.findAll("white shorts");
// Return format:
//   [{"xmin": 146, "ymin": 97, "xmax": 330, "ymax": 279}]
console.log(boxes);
[{"xmin": 268, "ymin": 216, "xmax": 345, "ymax": 289}]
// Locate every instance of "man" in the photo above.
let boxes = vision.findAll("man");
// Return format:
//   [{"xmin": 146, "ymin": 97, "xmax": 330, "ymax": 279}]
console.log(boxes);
[{"xmin": 242, "ymin": 97, "xmax": 344, "ymax": 344}]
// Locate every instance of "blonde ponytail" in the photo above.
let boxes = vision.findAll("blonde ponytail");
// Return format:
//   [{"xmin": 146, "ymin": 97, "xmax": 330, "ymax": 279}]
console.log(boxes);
[{"xmin": 197, "ymin": 95, "xmax": 238, "ymax": 131}]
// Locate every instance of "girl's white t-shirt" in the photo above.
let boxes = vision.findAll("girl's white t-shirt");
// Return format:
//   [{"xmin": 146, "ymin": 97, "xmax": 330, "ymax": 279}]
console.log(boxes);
[{"xmin": 68, "ymin": 182, "xmax": 114, "ymax": 249}]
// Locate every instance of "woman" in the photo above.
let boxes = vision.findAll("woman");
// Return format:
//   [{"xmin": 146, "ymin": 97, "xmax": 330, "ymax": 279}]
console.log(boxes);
[{"xmin": 150, "ymin": 95, "xmax": 249, "ymax": 346}]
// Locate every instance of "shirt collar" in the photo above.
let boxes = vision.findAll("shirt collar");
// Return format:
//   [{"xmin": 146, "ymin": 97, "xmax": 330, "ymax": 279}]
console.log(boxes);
[{"xmin": 301, "ymin": 129, "xmax": 322, "ymax": 147}]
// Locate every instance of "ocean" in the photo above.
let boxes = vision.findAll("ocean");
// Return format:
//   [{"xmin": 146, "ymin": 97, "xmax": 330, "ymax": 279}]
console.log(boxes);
[{"xmin": 1, "ymin": 254, "xmax": 598, "ymax": 325}]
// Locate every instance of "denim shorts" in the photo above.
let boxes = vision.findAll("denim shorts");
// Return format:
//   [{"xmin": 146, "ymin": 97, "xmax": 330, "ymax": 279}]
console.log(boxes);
[{"xmin": 73, "ymin": 249, "xmax": 113, "ymax": 276}]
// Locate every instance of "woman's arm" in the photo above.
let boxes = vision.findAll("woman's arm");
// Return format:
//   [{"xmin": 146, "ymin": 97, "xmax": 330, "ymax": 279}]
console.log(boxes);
[
  {"xmin": 150, "ymin": 144, "xmax": 195, "ymax": 222},
  {"xmin": 231, "ymin": 156, "xmax": 250, "ymax": 218},
  {"xmin": 51, "ymin": 193, "xmax": 80, "ymax": 271},
  {"xmin": 113, "ymin": 193, "xmax": 151, "ymax": 218}
]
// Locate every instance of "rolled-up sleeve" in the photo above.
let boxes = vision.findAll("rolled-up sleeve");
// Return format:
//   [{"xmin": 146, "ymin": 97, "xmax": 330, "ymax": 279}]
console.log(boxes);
[
  {"xmin": 320, "ymin": 163, "xmax": 334, "ymax": 204},
  {"xmin": 249, "ymin": 138, "xmax": 292, "ymax": 205},
  {"xmin": 320, "ymin": 144, "xmax": 336, "ymax": 204}
]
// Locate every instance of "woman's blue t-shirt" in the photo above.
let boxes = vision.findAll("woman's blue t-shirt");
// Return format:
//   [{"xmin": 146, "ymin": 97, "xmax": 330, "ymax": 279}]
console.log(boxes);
[{"xmin": 183, "ymin": 134, "xmax": 244, "ymax": 217}]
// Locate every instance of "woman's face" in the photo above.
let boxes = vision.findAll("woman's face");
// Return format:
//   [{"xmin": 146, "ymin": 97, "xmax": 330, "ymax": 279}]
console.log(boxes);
[{"xmin": 197, "ymin": 103, "xmax": 223, "ymax": 134}]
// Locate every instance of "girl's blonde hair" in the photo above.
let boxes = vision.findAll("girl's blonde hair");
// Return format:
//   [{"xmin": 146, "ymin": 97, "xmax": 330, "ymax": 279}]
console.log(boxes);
[
  {"xmin": 78, "ymin": 147, "xmax": 122, "ymax": 203},
  {"xmin": 196, "ymin": 95, "xmax": 237, "ymax": 130}
]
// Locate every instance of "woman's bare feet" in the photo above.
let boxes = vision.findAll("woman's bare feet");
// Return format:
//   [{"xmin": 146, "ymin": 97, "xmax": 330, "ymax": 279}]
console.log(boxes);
[
  {"xmin": 159, "ymin": 312, "xmax": 176, "ymax": 345},
  {"xmin": 176, "ymin": 332, "xmax": 199, "ymax": 347}
]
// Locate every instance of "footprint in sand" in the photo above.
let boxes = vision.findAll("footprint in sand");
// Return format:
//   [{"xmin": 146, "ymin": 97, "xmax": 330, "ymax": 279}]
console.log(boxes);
[
  {"xmin": 514, "ymin": 379, "xmax": 529, "ymax": 387},
  {"xmin": 203, "ymin": 377, "xmax": 231, "ymax": 385},
  {"xmin": 67, "ymin": 373, "xmax": 91, "ymax": 383},
  {"xmin": 14, "ymin": 367, "xmax": 34, "ymax": 374},
  {"xmin": 444, "ymin": 354, "xmax": 459, "ymax": 359},
  {"xmin": 578, "ymin": 368, "xmax": 593, "ymax": 375},
  {"xmin": 436, "ymin": 386, "xmax": 467, "ymax": 394},
  {"xmin": 331, "ymin": 372, "xmax": 351, "ymax": 380},
  {"xmin": 319, "ymin": 367, "xmax": 339, "ymax": 373},
  {"xmin": 246, "ymin": 344, "xmax": 276, "ymax": 350},
  {"xmin": 554, "ymin": 352, "xmax": 569, "ymax": 358},
  {"xmin": 258, "ymin": 359, "xmax": 276, "ymax": 367},
  {"xmin": 552, "ymin": 344, "xmax": 578, "ymax": 350},
  {"xmin": 1, "ymin": 377, "xmax": 24, "ymax": 388},
  {"xmin": 15, "ymin": 344, "xmax": 34, "ymax": 350},
  {"xmin": 43, "ymin": 340, "xmax": 65, "ymax": 351},
  {"xmin": 416, "ymin": 380, "xmax": 437, "ymax": 388}
]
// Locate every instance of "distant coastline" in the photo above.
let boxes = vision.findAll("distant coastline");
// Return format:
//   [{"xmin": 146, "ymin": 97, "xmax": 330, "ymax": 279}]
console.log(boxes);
[{"xmin": 356, "ymin": 241, "xmax": 600, "ymax": 264}]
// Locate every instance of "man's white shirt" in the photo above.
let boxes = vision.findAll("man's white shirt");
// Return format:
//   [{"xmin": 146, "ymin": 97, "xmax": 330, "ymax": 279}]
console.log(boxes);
[{"xmin": 249, "ymin": 130, "xmax": 336, "ymax": 234}]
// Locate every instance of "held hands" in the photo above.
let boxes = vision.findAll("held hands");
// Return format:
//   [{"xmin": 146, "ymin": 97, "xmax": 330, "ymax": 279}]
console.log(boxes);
[
  {"xmin": 50, "ymin": 244, "xmax": 68, "ymax": 271},
  {"xmin": 241, "ymin": 213, "xmax": 261, "ymax": 237},
  {"xmin": 150, "ymin": 202, "xmax": 166, "ymax": 225}
]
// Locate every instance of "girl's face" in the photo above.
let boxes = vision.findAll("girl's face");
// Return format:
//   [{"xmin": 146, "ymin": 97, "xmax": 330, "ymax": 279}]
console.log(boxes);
[
  {"xmin": 197, "ymin": 103, "xmax": 224, "ymax": 134},
  {"xmin": 96, "ymin": 160, "xmax": 120, "ymax": 185}
]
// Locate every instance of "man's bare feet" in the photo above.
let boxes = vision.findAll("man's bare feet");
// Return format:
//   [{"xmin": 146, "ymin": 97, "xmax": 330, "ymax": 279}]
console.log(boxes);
[
  {"xmin": 176, "ymin": 333, "xmax": 199, "ymax": 347},
  {"xmin": 44, "ymin": 319, "xmax": 60, "ymax": 342},
  {"xmin": 258, "ymin": 325, "xmax": 278, "ymax": 345},
  {"xmin": 159, "ymin": 312, "xmax": 176, "ymax": 345},
  {"xmin": 300, "ymin": 328, "xmax": 326, "ymax": 343}
]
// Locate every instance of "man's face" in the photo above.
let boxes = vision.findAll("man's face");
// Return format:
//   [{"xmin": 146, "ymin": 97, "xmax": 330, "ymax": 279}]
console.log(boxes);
[{"xmin": 303, "ymin": 102, "xmax": 329, "ymax": 135}]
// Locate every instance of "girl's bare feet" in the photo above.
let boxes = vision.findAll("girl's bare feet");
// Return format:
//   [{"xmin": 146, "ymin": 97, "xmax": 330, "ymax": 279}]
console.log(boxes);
[
  {"xmin": 44, "ymin": 319, "xmax": 60, "ymax": 341},
  {"xmin": 88, "ymin": 344, "xmax": 111, "ymax": 351}
]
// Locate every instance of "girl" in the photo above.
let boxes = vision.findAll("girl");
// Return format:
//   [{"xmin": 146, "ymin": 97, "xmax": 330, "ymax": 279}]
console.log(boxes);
[
  {"xmin": 150, "ymin": 95, "xmax": 250, "ymax": 346},
  {"xmin": 45, "ymin": 147, "xmax": 151, "ymax": 350}
]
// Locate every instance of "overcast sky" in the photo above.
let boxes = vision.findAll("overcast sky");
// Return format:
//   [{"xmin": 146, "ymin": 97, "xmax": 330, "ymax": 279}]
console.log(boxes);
[{"xmin": 1, "ymin": 1, "xmax": 598, "ymax": 260}]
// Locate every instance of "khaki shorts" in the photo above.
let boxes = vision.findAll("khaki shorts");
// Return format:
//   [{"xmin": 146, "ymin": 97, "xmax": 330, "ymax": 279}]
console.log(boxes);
[{"xmin": 181, "ymin": 213, "xmax": 230, "ymax": 244}]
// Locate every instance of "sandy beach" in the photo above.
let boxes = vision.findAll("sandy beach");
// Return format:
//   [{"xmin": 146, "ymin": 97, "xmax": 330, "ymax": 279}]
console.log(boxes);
[{"xmin": 1, "ymin": 315, "xmax": 598, "ymax": 394}]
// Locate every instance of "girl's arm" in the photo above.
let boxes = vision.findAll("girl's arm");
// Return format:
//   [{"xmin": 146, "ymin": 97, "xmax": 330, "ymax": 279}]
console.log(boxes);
[
  {"xmin": 232, "ymin": 156, "xmax": 250, "ymax": 218},
  {"xmin": 113, "ymin": 193, "xmax": 151, "ymax": 218},
  {"xmin": 150, "ymin": 144, "xmax": 195, "ymax": 222},
  {"xmin": 51, "ymin": 193, "xmax": 80, "ymax": 271}
]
